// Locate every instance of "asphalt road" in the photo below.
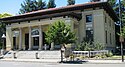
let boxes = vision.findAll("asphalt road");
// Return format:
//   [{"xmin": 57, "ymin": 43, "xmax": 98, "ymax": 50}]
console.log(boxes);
[{"xmin": 0, "ymin": 61, "xmax": 125, "ymax": 67}]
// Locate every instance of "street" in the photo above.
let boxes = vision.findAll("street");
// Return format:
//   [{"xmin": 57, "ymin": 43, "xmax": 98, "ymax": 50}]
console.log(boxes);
[{"xmin": 0, "ymin": 61, "xmax": 125, "ymax": 67}]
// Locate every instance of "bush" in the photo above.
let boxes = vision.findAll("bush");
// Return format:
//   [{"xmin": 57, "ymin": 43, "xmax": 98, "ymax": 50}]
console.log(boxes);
[
  {"xmin": 94, "ymin": 53, "xmax": 107, "ymax": 59},
  {"xmin": 105, "ymin": 51, "xmax": 113, "ymax": 57},
  {"xmin": 75, "ymin": 41, "xmax": 105, "ymax": 51},
  {"xmin": 93, "ymin": 42, "xmax": 105, "ymax": 51},
  {"xmin": 69, "ymin": 54, "xmax": 75, "ymax": 61},
  {"xmin": 95, "ymin": 54, "xmax": 101, "ymax": 59}
]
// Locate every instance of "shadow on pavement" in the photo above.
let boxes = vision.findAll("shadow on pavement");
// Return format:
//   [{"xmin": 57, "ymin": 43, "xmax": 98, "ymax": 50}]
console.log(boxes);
[{"xmin": 59, "ymin": 60, "xmax": 88, "ymax": 64}]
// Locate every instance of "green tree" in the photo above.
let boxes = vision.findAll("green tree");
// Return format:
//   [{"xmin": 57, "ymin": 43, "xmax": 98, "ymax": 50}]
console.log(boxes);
[
  {"xmin": 110, "ymin": 0, "xmax": 125, "ymax": 24},
  {"xmin": 108, "ymin": 0, "xmax": 116, "ymax": 7},
  {"xmin": 109, "ymin": 0, "xmax": 125, "ymax": 49},
  {"xmin": 0, "ymin": 13, "xmax": 12, "ymax": 48},
  {"xmin": 67, "ymin": 0, "xmax": 75, "ymax": 5},
  {"xmin": 19, "ymin": 0, "xmax": 46, "ymax": 14},
  {"xmin": 47, "ymin": 0, "xmax": 56, "ymax": 8},
  {"xmin": 37, "ymin": 0, "xmax": 46, "ymax": 10},
  {"xmin": 45, "ymin": 20, "xmax": 76, "ymax": 49}
]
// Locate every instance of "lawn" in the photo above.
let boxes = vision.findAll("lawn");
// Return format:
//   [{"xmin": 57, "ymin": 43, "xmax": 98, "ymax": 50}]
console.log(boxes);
[{"xmin": 108, "ymin": 55, "xmax": 125, "ymax": 59}]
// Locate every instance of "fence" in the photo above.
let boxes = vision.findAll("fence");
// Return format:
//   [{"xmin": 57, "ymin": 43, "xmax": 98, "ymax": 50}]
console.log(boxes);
[{"xmin": 72, "ymin": 50, "xmax": 109, "ymax": 57}]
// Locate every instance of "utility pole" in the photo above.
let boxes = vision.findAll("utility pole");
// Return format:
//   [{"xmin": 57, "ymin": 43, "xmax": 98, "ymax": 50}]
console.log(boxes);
[{"xmin": 119, "ymin": 0, "xmax": 124, "ymax": 62}]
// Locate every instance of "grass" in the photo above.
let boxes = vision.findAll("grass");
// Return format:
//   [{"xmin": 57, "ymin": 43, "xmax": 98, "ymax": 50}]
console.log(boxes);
[
  {"xmin": 74, "ymin": 55, "xmax": 125, "ymax": 60},
  {"xmin": 108, "ymin": 55, "xmax": 125, "ymax": 59}
]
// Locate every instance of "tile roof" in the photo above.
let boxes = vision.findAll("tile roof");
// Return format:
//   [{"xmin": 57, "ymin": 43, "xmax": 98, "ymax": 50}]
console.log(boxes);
[{"xmin": 0, "ymin": 1, "xmax": 119, "ymax": 23}]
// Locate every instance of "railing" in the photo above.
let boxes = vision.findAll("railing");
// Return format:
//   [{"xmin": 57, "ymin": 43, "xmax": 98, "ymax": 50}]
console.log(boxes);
[{"xmin": 72, "ymin": 50, "xmax": 109, "ymax": 57}]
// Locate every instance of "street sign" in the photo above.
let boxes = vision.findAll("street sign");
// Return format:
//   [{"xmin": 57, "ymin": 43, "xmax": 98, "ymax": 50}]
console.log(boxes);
[{"xmin": 119, "ymin": 36, "xmax": 124, "ymax": 43}]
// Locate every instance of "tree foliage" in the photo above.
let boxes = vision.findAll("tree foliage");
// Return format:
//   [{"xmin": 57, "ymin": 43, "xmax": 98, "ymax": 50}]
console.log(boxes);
[
  {"xmin": 109, "ymin": 0, "xmax": 125, "ymax": 49},
  {"xmin": 0, "ymin": 13, "xmax": 12, "ymax": 48},
  {"xmin": 0, "ymin": 13, "xmax": 12, "ymax": 18},
  {"xmin": 47, "ymin": 0, "xmax": 56, "ymax": 8},
  {"xmin": 110, "ymin": 0, "xmax": 125, "ymax": 24},
  {"xmin": 45, "ymin": 20, "xmax": 77, "ymax": 48},
  {"xmin": 67, "ymin": 0, "xmax": 75, "ymax": 5},
  {"xmin": 19, "ymin": 0, "xmax": 46, "ymax": 14},
  {"xmin": 111, "ymin": 0, "xmax": 125, "ymax": 36},
  {"xmin": 0, "ymin": 13, "xmax": 12, "ymax": 34},
  {"xmin": 108, "ymin": 0, "xmax": 116, "ymax": 7}
]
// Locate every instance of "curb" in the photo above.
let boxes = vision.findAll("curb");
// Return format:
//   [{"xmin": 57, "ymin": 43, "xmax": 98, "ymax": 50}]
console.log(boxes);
[
  {"xmin": 0, "ymin": 59, "xmax": 60, "ymax": 63},
  {"xmin": 0, "ymin": 59, "xmax": 125, "ymax": 64}
]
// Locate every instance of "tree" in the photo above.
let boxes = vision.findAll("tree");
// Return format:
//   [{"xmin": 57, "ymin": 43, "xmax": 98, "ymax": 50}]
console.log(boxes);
[
  {"xmin": 110, "ymin": 0, "xmax": 125, "ymax": 49},
  {"xmin": 109, "ymin": 0, "xmax": 125, "ymax": 24},
  {"xmin": 0, "ymin": 13, "xmax": 12, "ymax": 48},
  {"xmin": 45, "ymin": 20, "xmax": 77, "ymax": 49},
  {"xmin": 67, "ymin": 0, "xmax": 75, "ymax": 5},
  {"xmin": 37, "ymin": 0, "xmax": 46, "ymax": 10},
  {"xmin": 47, "ymin": 0, "xmax": 56, "ymax": 8},
  {"xmin": 108, "ymin": 0, "xmax": 116, "ymax": 7},
  {"xmin": 19, "ymin": 0, "xmax": 46, "ymax": 14}
]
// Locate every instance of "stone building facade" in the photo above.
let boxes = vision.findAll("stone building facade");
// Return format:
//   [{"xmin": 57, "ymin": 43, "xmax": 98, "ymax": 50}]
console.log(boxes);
[{"xmin": 0, "ymin": 2, "xmax": 118, "ymax": 51}]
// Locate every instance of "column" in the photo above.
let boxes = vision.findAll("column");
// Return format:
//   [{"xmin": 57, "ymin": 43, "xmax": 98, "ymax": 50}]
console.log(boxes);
[
  {"xmin": 38, "ymin": 25, "xmax": 43, "ymax": 50},
  {"xmin": 6, "ymin": 27, "xmax": 13, "ymax": 50},
  {"xmin": 19, "ymin": 28, "xmax": 22, "ymax": 50},
  {"xmin": 28, "ymin": 26, "xmax": 32, "ymax": 50}
]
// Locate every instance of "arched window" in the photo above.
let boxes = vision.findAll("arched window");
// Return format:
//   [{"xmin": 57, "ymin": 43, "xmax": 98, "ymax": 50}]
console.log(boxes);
[
  {"xmin": 13, "ymin": 31, "xmax": 19, "ymax": 37},
  {"xmin": 31, "ymin": 29, "xmax": 39, "ymax": 36}
]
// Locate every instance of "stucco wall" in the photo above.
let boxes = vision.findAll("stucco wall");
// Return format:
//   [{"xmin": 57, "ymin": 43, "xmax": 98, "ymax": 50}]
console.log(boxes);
[
  {"xmin": 5, "ymin": 9, "xmax": 116, "ymax": 51},
  {"xmin": 78, "ymin": 9, "xmax": 116, "ymax": 50},
  {"xmin": 103, "ymin": 10, "xmax": 116, "ymax": 50},
  {"xmin": 6, "ymin": 17, "xmax": 77, "ymax": 50}
]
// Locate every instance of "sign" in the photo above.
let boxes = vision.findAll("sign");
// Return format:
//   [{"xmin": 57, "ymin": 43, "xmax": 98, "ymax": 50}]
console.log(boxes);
[{"xmin": 119, "ymin": 36, "xmax": 124, "ymax": 42}]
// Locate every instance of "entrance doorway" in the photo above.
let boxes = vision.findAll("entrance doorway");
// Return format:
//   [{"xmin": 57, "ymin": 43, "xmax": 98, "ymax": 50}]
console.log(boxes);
[
  {"xmin": 25, "ymin": 34, "xmax": 29, "ymax": 50},
  {"xmin": 13, "ymin": 37, "xmax": 16, "ymax": 50},
  {"xmin": 33, "ymin": 37, "xmax": 39, "ymax": 50}
]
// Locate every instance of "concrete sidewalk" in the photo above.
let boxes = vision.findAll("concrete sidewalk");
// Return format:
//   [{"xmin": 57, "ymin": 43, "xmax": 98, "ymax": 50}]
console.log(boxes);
[
  {"xmin": 0, "ymin": 59, "xmax": 60, "ymax": 63},
  {"xmin": 0, "ymin": 59, "xmax": 125, "ymax": 64},
  {"xmin": 84, "ymin": 60, "xmax": 125, "ymax": 64}
]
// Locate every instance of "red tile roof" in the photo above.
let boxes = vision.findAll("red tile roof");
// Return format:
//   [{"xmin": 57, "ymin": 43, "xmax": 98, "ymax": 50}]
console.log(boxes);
[{"xmin": 0, "ymin": 1, "xmax": 119, "ymax": 23}]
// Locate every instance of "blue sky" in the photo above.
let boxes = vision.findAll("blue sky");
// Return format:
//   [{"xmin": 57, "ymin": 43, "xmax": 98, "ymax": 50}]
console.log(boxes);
[{"xmin": 0, "ymin": 0, "xmax": 89, "ymax": 15}]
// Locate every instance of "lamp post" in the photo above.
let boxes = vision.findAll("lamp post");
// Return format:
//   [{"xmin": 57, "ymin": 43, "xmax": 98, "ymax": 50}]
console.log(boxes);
[
  {"xmin": 1, "ymin": 34, "xmax": 6, "ymax": 55},
  {"xmin": 2, "ymin": 34, "xmax": 6, "ymax": 49},
  {"xmin": 119, "ymin": 0, "xmax": 124, "ymax": 62}
]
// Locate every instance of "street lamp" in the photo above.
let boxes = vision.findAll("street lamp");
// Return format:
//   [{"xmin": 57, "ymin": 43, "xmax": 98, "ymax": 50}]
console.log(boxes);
[
  {"xmin": 1, "ymin": 34, "xmax": 6, "ymax": 55},
  {"xmin": 2, "ymin": 34, "xmax": 6, "ymax": 49},
  {"xmin": 119, "ymin": 0, "xmax": 124, "ymax": 62},
  {"xmin": 60, "ymin": 47, "xmax": 65, "ymax": 63}
]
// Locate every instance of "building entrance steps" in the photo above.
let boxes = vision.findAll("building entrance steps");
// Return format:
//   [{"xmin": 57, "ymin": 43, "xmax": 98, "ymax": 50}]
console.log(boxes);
[{"xmin": 3, "ymin": 50, "xmax": 61, "ymax": 60}]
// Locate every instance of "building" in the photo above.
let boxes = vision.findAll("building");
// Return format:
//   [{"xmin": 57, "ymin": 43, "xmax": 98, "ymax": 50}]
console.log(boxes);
[{"xmin": 0, "ymin": 1, "xmax": 119, "ymax": 51}]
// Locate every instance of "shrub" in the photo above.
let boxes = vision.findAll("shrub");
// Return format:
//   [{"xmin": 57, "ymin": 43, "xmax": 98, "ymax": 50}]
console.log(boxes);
[
  {"xmin": 75, "ymin": 41, "xmax": 105, "ymax": 51},
  {"xmin": 105, "ymin": 51, "xmax": 113, "ymax": 57},
  {"xmin": 93, "ymin": 42, "xmax": 105, "ymax": 51},
  {"xmin": 69, "ymin": 54, "xmax": 75, "ymax": 61},
  {"xmin": 80, "ymin": 56, "xmax": 85, "ymax": 59}
]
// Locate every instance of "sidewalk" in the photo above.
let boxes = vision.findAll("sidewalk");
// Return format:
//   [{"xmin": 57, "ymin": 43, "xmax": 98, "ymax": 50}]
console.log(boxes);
[
  {"xmin": 0, "ymin": 59, "xmax": 60, "ymax": 63},
  {"xmin": 0, "ymin": 59, "xmax": 125, "ymax": 64},
  {"xmin": 84, "ymin": 60, "xmax": 125, "ymax": 64}
]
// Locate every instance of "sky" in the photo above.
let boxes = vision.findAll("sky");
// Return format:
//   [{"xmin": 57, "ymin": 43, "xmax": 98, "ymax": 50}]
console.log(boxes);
[{"xmin": 0, "ymin": 0, "xmax": 89, "ymax": 15}]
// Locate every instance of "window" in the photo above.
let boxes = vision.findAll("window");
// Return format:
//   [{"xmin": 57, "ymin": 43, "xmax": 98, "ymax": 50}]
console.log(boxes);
[
  {"xmin": 105, "ymin": 31, "xmax": 107, "ymax": 44},
  {"xmin": 31, "ymin": 29, "xmax": 39, "ymax": 36},
  {"xmin": 110, "ymin": 33, "xmax": 112, "ymax": 44},
  {"xmin": 86, "ymin": 14, "xmax": 93, "ymax": 42},
  {"xmin": 86, "ymin": 15, "xmax": 92, "ymax": 23}
]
